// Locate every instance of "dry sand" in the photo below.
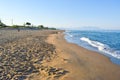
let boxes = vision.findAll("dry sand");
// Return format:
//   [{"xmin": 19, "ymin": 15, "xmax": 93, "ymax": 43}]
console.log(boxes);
[
  {"xmin": 0, "ymin": 29, "xmax": 120, "ymax": 80},
  {"xmin": 0, "ymin": 30, "xmax": 68, "ymax": 80}
]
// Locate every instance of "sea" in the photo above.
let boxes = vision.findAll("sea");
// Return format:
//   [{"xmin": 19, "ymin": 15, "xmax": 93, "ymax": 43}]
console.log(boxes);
[{"xmin": 64, "ymin": 30, "xmax": 120, "ymax": 65}]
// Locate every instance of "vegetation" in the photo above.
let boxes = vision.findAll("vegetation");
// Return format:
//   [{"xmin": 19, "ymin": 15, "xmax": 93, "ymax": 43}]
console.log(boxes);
[
  {"xmin": 11, "ymin": 25, "xmax": 19, "ymax": 28},
  {"xmin": 0, "ymin": 20, "xmax": 57, "ymax": 30},
  {"xmin": 38, "ymin": 25, "xmax": 44, "ymax": 29},
  {"xmin": 48, "ymin": 28, "xmax": 56, "ymax": 30},
  {"xmin": 0, "ymin": 20, "xmax": 7, "ymax": 28},
  {"xmin": 25, "ymin": 22, "xmax": 31, "ymax": 27}
]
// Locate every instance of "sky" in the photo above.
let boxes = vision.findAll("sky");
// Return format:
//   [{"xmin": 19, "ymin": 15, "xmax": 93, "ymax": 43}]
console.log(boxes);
[{"xmin": 0, "ymin": 0, "xmax": 120, "ymax": 30}]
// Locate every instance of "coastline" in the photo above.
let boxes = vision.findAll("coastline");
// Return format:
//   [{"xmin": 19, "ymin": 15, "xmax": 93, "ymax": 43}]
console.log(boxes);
[
  {"xmin": 0, "ymin": 29, "xmax": 120, "ymax": 80},
  {"xmin": 64, "ymin": 30, "xmax": 120, "ymax": 65},
  {"xmin": 47, "ymin": 31, "xmax": 120, "ymax": 80}
]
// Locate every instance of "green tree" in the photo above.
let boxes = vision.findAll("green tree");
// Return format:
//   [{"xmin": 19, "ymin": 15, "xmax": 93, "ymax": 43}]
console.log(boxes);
[
  {"xmin": 38, "ymin": 25, "xmax": 44, "ymax": 29},
  {"xmin": 0, "ymin": 20, "xmax": 6, "ymax": 28},
  {"xmin": 26, "ymin": 22, "xmax": 31, "ymax": 27},
  {"xmin": 11, "ymin": 25, "xmax": 19, "ymax": 28}
]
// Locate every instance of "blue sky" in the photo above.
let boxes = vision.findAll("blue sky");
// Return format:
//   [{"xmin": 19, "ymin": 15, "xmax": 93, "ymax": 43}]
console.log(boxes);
[{"xmin": 0, "ymin": 0, "xmax": 120, "ymax": 30}]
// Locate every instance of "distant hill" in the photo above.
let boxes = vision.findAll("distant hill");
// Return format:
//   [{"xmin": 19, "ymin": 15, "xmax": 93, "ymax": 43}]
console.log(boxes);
[{"xmin": 59, "ymin": 26, "xmax": 102, "ymax": 31}]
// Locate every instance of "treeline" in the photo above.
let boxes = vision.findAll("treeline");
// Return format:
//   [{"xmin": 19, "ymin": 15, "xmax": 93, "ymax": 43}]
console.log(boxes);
[
  {"xmin": 0, "ymin": 20, "xmax": 56, "ymax": 30},
  {"xmin": 0, "ymin": 20, "xmax": 7, "ymax": 28}
]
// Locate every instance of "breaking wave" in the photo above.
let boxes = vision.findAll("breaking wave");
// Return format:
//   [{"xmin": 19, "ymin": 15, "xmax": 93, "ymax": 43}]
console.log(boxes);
[{"xmin": 80, "ymin": 37, "xmax": 120, "ymax": 59}]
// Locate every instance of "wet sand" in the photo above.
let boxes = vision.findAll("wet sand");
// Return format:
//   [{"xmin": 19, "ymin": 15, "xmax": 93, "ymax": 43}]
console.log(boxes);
[
  {"xmin": 47, "ymin": 32, "xmax": 120, "ymax": 80},
  {"xmin": 0, "ymin": 29, "xmax": 120, "ymax": 80}
]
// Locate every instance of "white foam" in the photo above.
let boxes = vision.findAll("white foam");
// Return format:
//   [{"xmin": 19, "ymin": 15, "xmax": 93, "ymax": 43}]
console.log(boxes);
[
  {"xmin": 66, "ymin": 33, "xmax": 73, "ymax": 37},
  {"xmin": 80, "ymin": 37, "xmax": 120, "ymax": 59}
]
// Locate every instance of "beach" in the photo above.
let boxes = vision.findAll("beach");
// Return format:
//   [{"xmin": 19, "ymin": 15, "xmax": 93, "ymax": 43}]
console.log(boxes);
[
  {"xmin": 0, "ymin": 29, "xmax": 120, "ymax": 80},
  {"xmin": 47, "ymin": 31, "xmax": 120, "ymax": 80}
]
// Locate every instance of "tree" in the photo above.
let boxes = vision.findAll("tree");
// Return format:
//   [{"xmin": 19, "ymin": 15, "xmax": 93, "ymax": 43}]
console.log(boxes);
[
  {"xmin": 11, "ymin": 25, "xmax": 20, "ymax": 32},
  {"xmin": 0, "ymin": 20, "xmax": 6, "ymax": 28},
  {"xmin": 38, "ymin": 25, "xmax": 44, "ymax": 29},
  {"xmin": 11, "ymin": 25, "xmax": 19, "ymax": 28},
  {"xmin": 45, "ymin": 27, "xmax": 48, "ymax": 29},
  {"xmin": 25, "ymin": 22, "xmax": 31, "ymax": 27}
]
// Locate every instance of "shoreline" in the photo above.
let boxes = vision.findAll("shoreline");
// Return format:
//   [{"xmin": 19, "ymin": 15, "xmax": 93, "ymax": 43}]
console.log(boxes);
[
  {"xmin": 47, "ymin": 31, "xmax": 120, "ymax": 80},
  {"xmin": 62, "ymin": 31, "xmax": 120, "ymax": 66},
  {"xmin": 64, "ymin": 30, "xmax": 120, "ymax": 66},
  {"xmin": 64, "ymin": 36, "xmax": 120, "ymax": 66},
  {"xmin": 0, "ymin": 30, "xmax": 120, "ymax": 80}
]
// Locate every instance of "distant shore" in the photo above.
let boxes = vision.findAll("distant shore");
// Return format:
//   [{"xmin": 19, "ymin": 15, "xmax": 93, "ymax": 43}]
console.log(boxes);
[{"xmin": 0, "ymin": 29, "xmax": 120, "ymax": 80}]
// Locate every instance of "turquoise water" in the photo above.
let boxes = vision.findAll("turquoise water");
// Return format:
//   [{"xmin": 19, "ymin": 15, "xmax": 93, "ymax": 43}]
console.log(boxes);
[{"xmin": 65, "ymin": 30, "xmax": 120, "ymax": 65}]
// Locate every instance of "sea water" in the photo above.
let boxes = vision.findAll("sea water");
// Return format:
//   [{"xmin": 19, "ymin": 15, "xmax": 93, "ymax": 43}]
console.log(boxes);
[{"xmin": 65, "ymin": 30, "xmax": 120, "ymax": 65}]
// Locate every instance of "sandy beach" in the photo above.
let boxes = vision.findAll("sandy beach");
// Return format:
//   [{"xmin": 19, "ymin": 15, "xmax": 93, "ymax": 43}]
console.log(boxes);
[
  {"xmin": 0, "ymin": 29, "xmax": 120, "ymax": 80},
  {"xmin": 47, "ymin": 31, "xmax": 120, "ymax": 80}
]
